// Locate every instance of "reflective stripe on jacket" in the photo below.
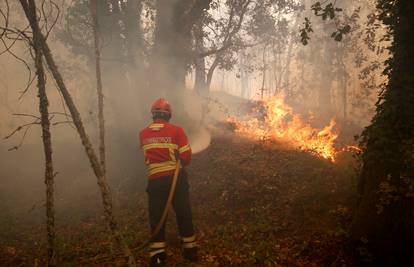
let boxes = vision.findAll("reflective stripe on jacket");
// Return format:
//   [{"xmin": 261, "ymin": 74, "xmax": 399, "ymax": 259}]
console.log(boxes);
[{"xmin": 139, "ymin": 119, "xmax": 192, "ymax": 179}]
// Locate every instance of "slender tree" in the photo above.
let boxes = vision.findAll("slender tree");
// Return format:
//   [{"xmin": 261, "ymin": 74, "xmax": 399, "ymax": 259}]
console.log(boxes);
[
  {"xmin": 202, "ymin": 0, "xmax": 253, "ymax": 93},
  {"xmin": 193, "ymin": 14, "xmax": 207, "ymax": 93},
  {"xmin": 18, "ymin": 0, "xmax": 136, "ymax": 265},
  {"xmin": 30, "ymin": 8, "xmax": 56, "ymax": 266},
  {"xmin": 90, "ymin": 0, "xmax": 106, "ymax": 175}
]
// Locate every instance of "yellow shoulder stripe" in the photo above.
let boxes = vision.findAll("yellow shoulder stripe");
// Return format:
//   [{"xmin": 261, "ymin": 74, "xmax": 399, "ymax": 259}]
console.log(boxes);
[
  {"xmin": 149, "ymin": 123, "xmax": 164, "ymax": 129},
  {"xmin": 178, "ymin": 144, "xmax": 191, "ymax": 154}
]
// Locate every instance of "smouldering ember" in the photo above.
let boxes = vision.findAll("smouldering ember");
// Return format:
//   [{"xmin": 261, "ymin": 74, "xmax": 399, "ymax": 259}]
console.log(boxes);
[{"xmin": 229, "ymin": 95, "xmax": 341, "ymax": 161}]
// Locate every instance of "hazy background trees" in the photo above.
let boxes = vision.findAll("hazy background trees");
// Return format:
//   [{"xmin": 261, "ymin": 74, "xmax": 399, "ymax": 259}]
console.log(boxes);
[
  {"xmin": 0, "ymin": 0, "xmax": 378, "ymax": 136},
  {"xmin": 2, "ymin": 0, "xmax": 408, "ymax": 265},
  {"xmin": 0, "ymin": 0, "xmax": 387, "ymax": 234}
]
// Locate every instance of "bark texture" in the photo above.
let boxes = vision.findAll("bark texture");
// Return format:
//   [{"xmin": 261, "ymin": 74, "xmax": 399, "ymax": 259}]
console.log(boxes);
[
  {"xmin": 350, "ymin": 1, "xmax": 414, "ymax": 265},
  {"xmin": 148, "ymin": 0, "xmax": 212, "ymax": 96},
  {"xmin": 90, "ymin": 0, "xmax": 106, "ymax": 175},
  {"xmin": 18, "ymin": 0, "xmax": 136, "ymax": 265},
  {"xmin": 31, "ymin": 4, "xmax": 56, "ymax": 265}
]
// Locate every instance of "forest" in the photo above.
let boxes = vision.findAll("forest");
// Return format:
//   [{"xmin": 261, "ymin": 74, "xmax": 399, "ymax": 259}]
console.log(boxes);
[{"xmin": 0, "ymin": 0, "xmax": 413, "ymax": 266}]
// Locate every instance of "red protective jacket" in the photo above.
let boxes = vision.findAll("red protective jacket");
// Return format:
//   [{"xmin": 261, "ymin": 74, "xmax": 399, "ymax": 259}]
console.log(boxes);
[{"xmin": 139, "ymin": 119, "xmax": 192, "ymax": 179}]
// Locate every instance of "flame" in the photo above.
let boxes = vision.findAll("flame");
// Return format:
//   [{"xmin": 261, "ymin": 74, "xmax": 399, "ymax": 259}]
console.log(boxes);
[
  {"xmin": 229, "ymin": 95, "xmax": 340, "ymax": 161},
  {"xmin": 342, "ymin": 145, "xmax": 363, "ymax": 154}
]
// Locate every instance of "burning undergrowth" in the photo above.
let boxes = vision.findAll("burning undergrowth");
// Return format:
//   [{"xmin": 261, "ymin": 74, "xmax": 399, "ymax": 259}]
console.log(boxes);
[{"xmin": 227, "ymin": 95, "xmax": 358, "ymax": 162}]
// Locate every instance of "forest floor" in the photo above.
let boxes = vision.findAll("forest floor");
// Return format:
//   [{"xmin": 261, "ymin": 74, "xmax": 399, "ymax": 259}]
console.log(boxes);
[{"xmin": 0, "ymin": 128, "xmax": 358, "ymax": 266}]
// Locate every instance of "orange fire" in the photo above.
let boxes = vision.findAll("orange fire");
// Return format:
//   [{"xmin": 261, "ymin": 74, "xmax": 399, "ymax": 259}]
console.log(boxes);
[{"xmin": 230, "ymin": 95, "xmax": 340, "ymax": 161}]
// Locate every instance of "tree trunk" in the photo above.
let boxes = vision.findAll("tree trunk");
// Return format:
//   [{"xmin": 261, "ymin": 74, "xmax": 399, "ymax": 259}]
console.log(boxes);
[
  {"xmin": 318, "ymin": 72, "xmax": 332, "ymax": 117},
  {"xmin": 194, "ymin": 55, "xmax": 207, "ymax": 93},
  {"xmin": 350, "ymin": 1, "xmax": 414, "ymax": 265},
  {"xmin": 193, "ymin": 17, "xmax": 207, "ymax": 94},
  {"xmin": 196, "ymin": 0, "xmax": 250, "ymax": 95},
  {"xmin": 317, "ymin": 38, "xmax": 334, "ymax": 120},
  {"xmin": 90, "ymin": 0, "xmax": 106, "ymax": 175},
  {"xmin": 148, "ymin": 0, "xmax": 191, "ymax": 94},
  {"xmin": 272, "ymin": 42, "xmax": 281, "ymax": 95},
  {"xmin": 276, "ymin": 45, "xmax": 284, "ymax": 92},
  {"xmin": 148, "ymin": 0, "xmax": 212, "ymax": 98},
  {"xmin": 206, "ymin": 55, "xmax": 220, "ymax": 92},
  {"xmin": 342, "ymin": 66, "xmax": 348, "ymax": 121},
  {"xmin": 18, "ymin": 1, "xmax": 136, "ymax": 265},
  {"xmin": 300, "ymin": 55, "xmax": 306, "ymax": 97},
  {"xmin": 260, "ymin": 44, "xmax": 268, "ymax": 99},
  {"xmin": 336, "ymin": 41, "xmax": 348, "ymax": 120},
  {"xmin": 239, "ymin": 51, "xmax": 250, "ymax": 99},
  {"xmin": 31, "ymin": 7, "xmax": 56, "ymax": 265},
  {"xmin": 283, "ymin": 16, "xmax": 299, "ymax": 93},
  {"xmin": 220, "ymin": 71, "xmax": 225, "ymax": 92},
  {"xmin": 125, "ymin": 0, "xmax": 144, "ymax": 69},
  {"xmin": 124, "ymin": 0, "xmax": 144, "ymax": 99}
]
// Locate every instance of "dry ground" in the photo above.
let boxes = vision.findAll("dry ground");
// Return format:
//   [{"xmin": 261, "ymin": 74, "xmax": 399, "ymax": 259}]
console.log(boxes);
[{"xmin": 0, "ymin": 129, "xmax": 358, "ymax": 266}]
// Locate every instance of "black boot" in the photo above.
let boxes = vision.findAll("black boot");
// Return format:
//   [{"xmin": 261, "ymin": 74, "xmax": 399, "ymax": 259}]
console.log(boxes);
[
  {"xmin": 149, "ymin": 252, "xmax": 166, "ymax": 267},
  {"xmin": 182, "ymin": 247, "xmax": 198, "ymax": 262}
]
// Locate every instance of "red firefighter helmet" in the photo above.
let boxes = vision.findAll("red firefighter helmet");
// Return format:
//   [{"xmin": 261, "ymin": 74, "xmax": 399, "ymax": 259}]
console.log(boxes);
[{"xmin": 151, "ymin": 98, "xmax": 172, "ymax": 114}]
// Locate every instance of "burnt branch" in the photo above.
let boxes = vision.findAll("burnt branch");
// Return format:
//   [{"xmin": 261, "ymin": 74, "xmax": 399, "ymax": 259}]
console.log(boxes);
[
  {"xmin": 7, "ymin": 123, "xmax": 36, "ymax": 151},
  {"xmin": 3, "ymin": 120, "xmax": 40, "ymax": 140},
  {"xmin": 49, "ymin": 111, "xmax": 73, "ymax": 118},
  {"xmin": 12, "ymin": 113, "xmax": 41, "ymax": 120},
  {"xmin": 51, "ymin": 120, "xmax": 74, "ymax": 126}
]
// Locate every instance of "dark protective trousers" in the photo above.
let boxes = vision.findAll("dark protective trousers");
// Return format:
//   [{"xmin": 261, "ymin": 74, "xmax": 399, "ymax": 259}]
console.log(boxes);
[{"xmin": 146, "ymin": 170, "xmax": 195, "ymax": 242}]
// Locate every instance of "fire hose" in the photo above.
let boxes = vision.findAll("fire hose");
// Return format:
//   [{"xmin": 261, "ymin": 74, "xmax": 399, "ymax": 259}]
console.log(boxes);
[
  {"xmin": 132, "ymin": 160, "xmax": 181, "ymax": 252},
  {"xmin": 82, "ymin": 161, "xmax": 180, "ymax": 264},
  {"xmin": 133, "ymin": 133, "xmax": 210, "ymax": 253}
]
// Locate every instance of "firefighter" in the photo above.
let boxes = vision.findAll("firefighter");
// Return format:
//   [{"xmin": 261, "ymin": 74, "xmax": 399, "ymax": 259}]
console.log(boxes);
[{"xmin": 139, "ymin": 98, "xmax": 198, "ymax": 267}]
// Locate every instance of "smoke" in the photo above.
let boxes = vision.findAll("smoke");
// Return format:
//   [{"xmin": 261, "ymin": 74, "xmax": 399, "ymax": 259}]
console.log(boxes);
[
  {"xmin": 191, "ymin": 126, "xmax": 211, "ymax": 154},
  {"xmin": 0, "ymin": 0, "xmax": 384, "ymax": 245},
  {"xmin": 0, "ymin": 34, "xmax": 218, "ymax": 225}
]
